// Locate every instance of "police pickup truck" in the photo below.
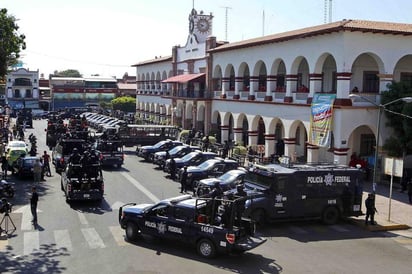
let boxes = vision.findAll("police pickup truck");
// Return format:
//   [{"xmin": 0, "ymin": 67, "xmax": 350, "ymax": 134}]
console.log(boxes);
[
  {"xmin": 93, "ymin": 139, "xmax": 124, "ymax": 168},
  {"xmin": 119, "ymin": 194, "xmax": 266, "ymax": 258},
  {"xmin": 61, "ymin": 163, "xmax": 104, "ymax": 203},
  {"xmin": 243, "ymin": 161, "xmax": 364, "ymax": 225},
  {"xmin": 52, "ymin": 138, "xmax": 86, "ymax": 173}
]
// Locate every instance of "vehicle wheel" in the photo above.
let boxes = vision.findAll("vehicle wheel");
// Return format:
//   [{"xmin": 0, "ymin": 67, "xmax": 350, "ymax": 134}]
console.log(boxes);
[
  {"xmin": 322, "ymin": 206, "xmax": 340, "ymax": 225},
  {"xmin": 6, "ymin": 189, "xmax": 14, "ymax": 198},
  {"xmin": 251, "ymin": 209, "xmax": 266, "ymax": 227},
  {"xmin": 197, "ymin": 238, "xmax": 216, "ymax": 258},
  {"xmin": 125, "ymin": 222, "xmax": 140, "ymax": 242}
]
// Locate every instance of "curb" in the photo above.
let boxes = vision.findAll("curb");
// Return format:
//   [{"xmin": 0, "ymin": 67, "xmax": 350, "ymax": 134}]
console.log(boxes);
[{"xmin": 348, "ymin": 217, "xmax": 410, "ymax": 232}]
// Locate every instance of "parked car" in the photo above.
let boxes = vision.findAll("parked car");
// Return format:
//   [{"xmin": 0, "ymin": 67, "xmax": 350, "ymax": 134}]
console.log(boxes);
[
  {"xmin": 5, "ymin": 140, "xmax": 29, "ymax": 153},
  {"xmin": 153, "ymin": 145, "xmax": 200, "ymax": 169},
  {"xmin": 195, "ymin": 168, "xmax": 248, "ymax": 197},
  {"xmin": 164, "ymin": 151, "xmax": 218, "ymax": 174},
  {"xmin": 12, "ymin": 156, "xmax": 38, "ymax": 178},
  {"xmin": 6, "ymin": 148, "xmax": 27, "ymax": 168},
  {"xmin": 136, "ymin": 140, "xmax": 183, "ymax": 162}
]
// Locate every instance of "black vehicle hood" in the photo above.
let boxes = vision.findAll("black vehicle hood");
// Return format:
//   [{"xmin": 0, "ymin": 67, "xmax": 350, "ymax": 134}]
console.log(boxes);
[{"xmin": 123, "ymin": 203, "xmax": 152, "ymax": 215}]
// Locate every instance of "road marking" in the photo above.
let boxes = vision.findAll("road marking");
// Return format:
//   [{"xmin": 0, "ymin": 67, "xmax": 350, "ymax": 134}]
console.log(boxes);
[
  {"xmin": 54, "ymin": 229, "xmax": 73, "ymax": 252},
  {"xmin": 0, "ymin": 237, "xmax": 8, "ymax": 251},
  {"xmin": 109, "ymin": 226, "xmax": 130, "ymax": 247},
  {"xmin": 77, "ymin": 212, "xmax": 88, "ymax": 225},
  {"xmin": 111, "ymin": 201, "xmax": 125, "ymax": 210},
  {"xmin": 24, "ymin": 231, "xmax": 39, "ymax": 255},
  {"xmin": 13, "ymin": 205, "xmax": 36, "ymax": 231},
  {"xmin": 81, "ymin": 228, "xmax": 105, "ymax": 249},
  {"xmin": 121, "ymin": 172, "xmax": 160, "ymax": 203}
]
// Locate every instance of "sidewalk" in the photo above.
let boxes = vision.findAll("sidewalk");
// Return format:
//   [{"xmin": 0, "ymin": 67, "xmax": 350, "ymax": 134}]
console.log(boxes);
[{"xmin": 349, "ymin": 180, "xmax": 411, "ymax": 233}]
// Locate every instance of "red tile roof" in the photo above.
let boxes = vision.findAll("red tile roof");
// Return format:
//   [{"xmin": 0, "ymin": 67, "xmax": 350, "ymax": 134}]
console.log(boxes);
[
  {"xmin": 132, "ymin": 56, "xmax": 172, "ymax": 67},
  {"xmin": 162, "ymin": 73, "xmax": 205, "ymax": 83},
  {"xmin": 209, "ymin": 19, "xmax": 412, "ymax": 53}
]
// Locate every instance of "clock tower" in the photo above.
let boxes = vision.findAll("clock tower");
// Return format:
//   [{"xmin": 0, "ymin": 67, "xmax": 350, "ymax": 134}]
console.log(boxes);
[{"xmin": 188, "ymin": 8, "xmax": 213, "ymax": 43}]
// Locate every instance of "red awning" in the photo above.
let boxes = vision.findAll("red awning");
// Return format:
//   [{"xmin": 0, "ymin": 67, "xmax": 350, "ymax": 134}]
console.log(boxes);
[{"xmin": 162, "ymin": 73, "xmax": 205, "ymax": 83}]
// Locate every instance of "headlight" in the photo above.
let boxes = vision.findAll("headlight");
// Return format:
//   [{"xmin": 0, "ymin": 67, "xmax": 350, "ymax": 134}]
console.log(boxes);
[{"xmin": 187, "ymin": 174, "xmax": 192, "ymax": 178}]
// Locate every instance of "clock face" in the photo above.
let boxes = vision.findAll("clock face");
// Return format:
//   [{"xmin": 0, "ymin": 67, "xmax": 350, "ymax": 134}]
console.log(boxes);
[{"xmin": 196, "ymin": 18, "xmax": 210, "ymax": 34}]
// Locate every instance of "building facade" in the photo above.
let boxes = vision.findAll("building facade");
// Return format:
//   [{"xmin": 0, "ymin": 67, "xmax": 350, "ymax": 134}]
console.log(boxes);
[
  {"xmin": 134, "ymin": 8, "xmax": 412, "ymax": 170},
  {"xmin": 5, "ymin": 68, "xmax": 40, "ymax": 110}
]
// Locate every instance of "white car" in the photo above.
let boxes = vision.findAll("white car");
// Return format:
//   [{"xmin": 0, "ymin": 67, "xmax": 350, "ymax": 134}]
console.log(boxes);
[{"xmin": 6, "ymin": 140, "xmax": 29, "ymax": 152}]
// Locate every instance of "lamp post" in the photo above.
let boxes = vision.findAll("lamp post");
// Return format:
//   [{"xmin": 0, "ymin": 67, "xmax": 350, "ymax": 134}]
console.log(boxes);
[{"xmin": 349, "ymin": 94, "xmax": 412, "ymax": 192}]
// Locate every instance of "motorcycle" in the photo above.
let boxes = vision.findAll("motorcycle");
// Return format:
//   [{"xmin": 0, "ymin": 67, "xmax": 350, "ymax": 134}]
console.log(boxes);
[{"xmin": 0, "ymin": 180, "xmax": 15, "ymax": 198}]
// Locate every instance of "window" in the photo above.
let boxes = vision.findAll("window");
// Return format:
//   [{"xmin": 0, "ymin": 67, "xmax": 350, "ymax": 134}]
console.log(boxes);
[
  {"xmin": 363, "ymin": 71, "xmax": 379, "ymax": 93},
  {"xmin": 360, "ymin": 134, "xmax": 375, "ymax": 157},
  {"xmin": 25, "ymin": 89, "xmax": 32, "ymax": 98},
  {"xmin": 14, "ymin": 89, "xmax": 21, "ymax": 98},
  {"xmin": 295, "ymin": 126, "xmax": 301, "ymax": 145}
]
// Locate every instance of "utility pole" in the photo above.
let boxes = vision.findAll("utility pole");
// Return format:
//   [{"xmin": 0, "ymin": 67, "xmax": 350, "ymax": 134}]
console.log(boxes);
[{"xmin": 221, "ymin": 6, "xmax": 232, "ymax": 41}]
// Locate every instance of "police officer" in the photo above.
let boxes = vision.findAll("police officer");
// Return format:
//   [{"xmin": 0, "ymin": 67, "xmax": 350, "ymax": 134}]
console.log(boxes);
[
  {"xmin": 210, "ymin": 182, "xmax": 223, "ymax": 198},
  {"xmin": 235, "ymin": 184, "xmax": 247, "ymax": 225},
  {"xmin": 180, "ymin": 166, "xmax": 188, "ymax": 193},
  {"xmin": 89, "ymin": 149, "xmax": 102, "ymax": 177},
  {"xmin": 365, "ymin": 193, "xmax": 377, "ymax": 225},
  {"xmin": 68, "ymin": 148, "xmax": 81, "ymax": 164},
  {"xmin": 169, "ymin": 158, "xmax": 177, "ymax": 181},
  {"xmin": 80, "ymin": 150, "xmax": 91, "ymax": 181}
]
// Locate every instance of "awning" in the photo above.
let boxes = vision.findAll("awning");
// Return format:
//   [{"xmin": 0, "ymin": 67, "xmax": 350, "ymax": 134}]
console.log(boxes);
[{"xmin": 162, "ymin": 73, "xmax": 205, "ymax": 84}]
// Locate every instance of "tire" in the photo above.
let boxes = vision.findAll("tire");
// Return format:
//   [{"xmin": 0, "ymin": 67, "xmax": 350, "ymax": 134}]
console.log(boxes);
[
  {"xmin": 6, "ymin": 189, "xmax": 14, "ymax": 198},
  {"xmin": 322, "ymin": 206, "xmax": 340, "ymax": 225},
  {"xmin": 125, "ymin": 222, "xmax": 140, "ymax": 242},
  {"xmin": 251, "ymin": 209, "xmax": 266, "ymax": 227},
  {"xmin": 197, "ymin": 238, "xmax": 216, "ymax": 258}
]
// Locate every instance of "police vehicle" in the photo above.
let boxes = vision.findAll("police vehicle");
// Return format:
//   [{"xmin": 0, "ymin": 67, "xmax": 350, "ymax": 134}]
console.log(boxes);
[
  {"xmin": 52, "ymin": 138, "xmax": 86, "ymax": 173},
  {"xmin": 136, "ymin": 139, "xmax": 183, "ymax": 162},
  {"xmin": 153, "ymin": 145, "xmax": 200, "ymax": 169},
  {"xmin": 243, "ymin": 159, "xmax": 364, "ymax": 225},
  {"xmin": 164, "ymin": 151, "xmax": 217, "ymax": 174},
  {"xmin": 119, "ymin": 194, "xmax": 266, "ymax": 258},
  {"xmin": 93, "ymin": 139, "xmax": 124, "ymax": 168}
]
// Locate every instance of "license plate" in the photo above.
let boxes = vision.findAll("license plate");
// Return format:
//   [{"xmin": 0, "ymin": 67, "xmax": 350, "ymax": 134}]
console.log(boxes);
[{"xmin": 84, "ymin": 194, "xmax": 90, "ymax": 198}]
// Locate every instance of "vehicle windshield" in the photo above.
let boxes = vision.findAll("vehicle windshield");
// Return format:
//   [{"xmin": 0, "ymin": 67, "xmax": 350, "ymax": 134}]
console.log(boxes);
[
  {"xmin": 197, "ymin": 160, "xmax": 216, "ymax": 170},
  {"xmin": 181, "ymin": 152, "xmax": 197, "ymax": 161},
  {"xmin": 9, "ymin": 142, "xmax": 26, "ymax": 148},
  {"xmin": 153, "ymin": 140, "xmax": 168, "ymax": 149},
  {"xmin": 62, "ymin": 142, "xmax": 84, "ymax": 155},
  {"xmin": 244, "ymin": 171, "xmax": 274, "ymax": 188},
  {"xmin": 218, "ymin": 171, "xmax": 239, "ymax": 183},
  {"xmin": 169, "ymin": 146, "xmax": 184, "ymax": 155},
  {"xmin": 24, "ymin": 159, "xmax": 37, "ymax": 166}
]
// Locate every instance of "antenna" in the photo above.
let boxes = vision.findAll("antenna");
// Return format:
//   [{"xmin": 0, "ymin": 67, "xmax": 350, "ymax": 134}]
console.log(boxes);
[
  {"xmin": 221, "ymin": 6, "xmax": 232, "ymax": 41},
  {"xmin": 329, "ymin": 0, "xmax": 333, "ymax": 23},
  {"xmin": 262, "ymin": 10, "xmax": 265, "ymax": 36},
  {"xmin": 324, "ymin": 0, "xmax": 333, "ymax": 23}
]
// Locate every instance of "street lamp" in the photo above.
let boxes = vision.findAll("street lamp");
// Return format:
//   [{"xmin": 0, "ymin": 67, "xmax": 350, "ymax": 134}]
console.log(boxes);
[{"xmin": 349, "ymin": 94, "xmax": 412, "ymax": 192}]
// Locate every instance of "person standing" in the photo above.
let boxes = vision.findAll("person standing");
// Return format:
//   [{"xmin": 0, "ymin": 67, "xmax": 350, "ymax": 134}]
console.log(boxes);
[
  {"xmin": 169, "ymin": 157, "xmax": 177, "ymax": 181},
  {"xmin": 42, "ymin": 151, "xmax": 51, "ymax": 177},
  {"xmin": 180, "ymin": 166, "xmax": 188, "ymax": 193},
  {"xmin": 33, "ymin": 158, "xmax": 42, "ymax": 184},
  {"xmin": 30, "ymin": 186, "xmax": 39, "ymax": 225},
  {"xmin": 407, "ymin": 180, "xmax": 412, "ymax": 204},
  {"xmin": 1, "ymin": 154, "xmax": 8, "ymax": 179},
  {"xmin": 365, "ymin": 193, "xmax": 377, "ymax": 225}
]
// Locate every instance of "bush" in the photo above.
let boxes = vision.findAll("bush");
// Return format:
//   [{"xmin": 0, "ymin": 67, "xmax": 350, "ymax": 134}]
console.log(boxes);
[
  {"xmin": 232, "ymin": 145, "xmax": 247, "ymax": 155},
  {"xmin": 179, "ymin": 130, "xmax": 190, "ymax": 141},
  {"xmin": 202, "ymin": 135, "xmax": 216, "ymax": 144}
]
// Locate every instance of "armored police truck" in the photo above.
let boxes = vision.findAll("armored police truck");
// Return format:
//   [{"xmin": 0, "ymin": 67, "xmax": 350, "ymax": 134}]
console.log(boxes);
[{"xmin": 243, "ymin": 160, "xmax": 364, "ymax": 225}]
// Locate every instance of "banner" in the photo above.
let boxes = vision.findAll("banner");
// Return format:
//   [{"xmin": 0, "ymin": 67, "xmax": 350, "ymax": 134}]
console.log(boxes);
[{"xmin": 310, "ymin": 94, "xmax": 336, "ymax": 147}]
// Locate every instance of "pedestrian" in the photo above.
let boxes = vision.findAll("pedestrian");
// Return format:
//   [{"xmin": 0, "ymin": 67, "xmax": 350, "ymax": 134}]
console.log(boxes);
[
  {"xmin": 30, "ymin": 186, "xmax": 39, "ymax": 225},
  {"xmin": 222, "ymin": 140, "xmax": 230, "ymax": 158},
  {"xmin": 365, "ymin": 193, "xmax": 377, "ymax": 225},
  {"xmin": 33, "ymin": 158, "xmax": 42, "ymax": 184},
  {"xmin": 407, "ymin": 180, "xmax": 412, "ymax": 204},
  {"xmin": 42, "ymin": 150, "xmax": 51, "ymax": 177},
  {"xmin": 170, "ymin": 157, "xmax": 177, "ymax": 181},
  {"xmin": 180, "ymin": 166, "xmax": 188, "ymax": 193},
  {"xmin": 1, "ymin": 154, "xmax": 8, "ymax": 179},
  {"xmin": 202, "ymin": 135, "xmax": 210, "ymax": 152}
]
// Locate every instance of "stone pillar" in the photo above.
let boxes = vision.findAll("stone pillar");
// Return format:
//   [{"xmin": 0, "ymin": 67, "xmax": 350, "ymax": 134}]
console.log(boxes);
[
  {"xmin": 221, "ymin": 77, "xmax": 229, "ymax": 99},
  {"xmin": 192, "ymin": 105, "xmax": 197, "ymax": 130},
  {"xmin": 220, "ymin": 125, "xmax": 229, "ymax": 142},
  {"xmin": 333, "ymin": 147, "xmax": 350, "ymax": 165},
  {"xmin": 308, "ymin": 73, "xmax": 322, "ymax": 104},
  {"xmin": 378, "ymin": 74, "xmax": 393, "ymax": 92},
  {"xmin": 334, "ymin": 72, "xmax": 352, "ymax": 106},
  {"xmin": 249, "ymin": 76, "xmax": 258, "ymax": 101},
  {"xmin": 264, "ymin": 134, "xmax": 276, "ymax": 157},
  {"xmin": 306, "ymin": 143, "xmax": 319, "ymax": 163},
  {"xmin": 248, "ymin": 131, "xmax": 258, "ymax": 148},
  {"xmin": 234, "ymin": 77, "xmax": 242, "ymax": 100},
  {"xmin": 265, "ymin": 75, "xmax": 276, "ymax": 101},
  {"xmin": 283, "ymin": 137, "xmax": 296, "ymax": 159},
  {"xmin": 284, "ymin": 74, "xmax": 297, "ymax": 103},
  {"xmin": 233, "ymin": 127, "xmax": 243, "ymax": 145}
]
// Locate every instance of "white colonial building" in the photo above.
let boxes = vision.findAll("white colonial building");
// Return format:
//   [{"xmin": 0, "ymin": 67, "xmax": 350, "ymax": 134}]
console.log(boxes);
[
  {"xmin": 5, "ymin": 68, "xmax": 40, "ymax": 110},
  {"xmin": 134, "ymin": 8, "xmax": 412, "ymax": 174}
]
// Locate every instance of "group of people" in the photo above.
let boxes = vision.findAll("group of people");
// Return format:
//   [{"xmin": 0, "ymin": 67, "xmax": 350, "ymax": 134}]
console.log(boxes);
[{"xmin": 67, "ymin": 147, "xmax": 102, "ymax": 180}]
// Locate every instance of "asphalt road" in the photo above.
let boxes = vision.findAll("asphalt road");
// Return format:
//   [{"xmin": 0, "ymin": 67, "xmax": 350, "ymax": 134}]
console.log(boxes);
[{"xmin": 1, "ymin": 119, "xmax": 412, "ymax": 274}]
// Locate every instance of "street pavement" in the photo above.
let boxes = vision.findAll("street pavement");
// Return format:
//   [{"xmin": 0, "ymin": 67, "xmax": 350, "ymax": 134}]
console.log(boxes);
[{"xmin": 349, "ymin": 179, "xmax": 412, "ymax": 235}]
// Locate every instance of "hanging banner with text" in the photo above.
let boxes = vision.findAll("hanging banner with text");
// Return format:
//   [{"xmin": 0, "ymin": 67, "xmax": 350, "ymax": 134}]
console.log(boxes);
[{"xmin": 310, "ymin": 94, "xmax": 336, "ymax": 147}]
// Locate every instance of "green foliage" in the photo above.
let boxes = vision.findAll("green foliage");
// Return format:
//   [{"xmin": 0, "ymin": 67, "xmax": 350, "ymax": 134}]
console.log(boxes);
[
  {"xmin": 0, "ymin": 8, "xmax": 26, "ymax": 78},
  {"xmin": 111, "ymin": 96, "xmax": 136, "ymax": 112},
  {"xmin": 53, "ymin": 69, "xmax": 82, "ymax": 77},
  {"xmin": 381, "ymin": 82, "xmax": 412, "ymax": 157},
  {"xmin": 202, "ymin": 135, "xmax": 216, "ymax": 144},
  {"xmin": 232, "ymin": 145, "xmax": 247, "ymax": 155},
  {"xmin": 178, "ymin": 129, "xmax": 190, "ymax": 141}
]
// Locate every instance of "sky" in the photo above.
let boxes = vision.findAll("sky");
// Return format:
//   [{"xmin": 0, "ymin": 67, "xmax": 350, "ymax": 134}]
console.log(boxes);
[{"xmin": 2, "ymin": 0, "xmax": 412, "ymax": 79}]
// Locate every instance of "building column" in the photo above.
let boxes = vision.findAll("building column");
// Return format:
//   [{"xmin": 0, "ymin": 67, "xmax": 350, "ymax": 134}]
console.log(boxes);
[
  {"xmin": 284, "ymin": 74, "xmax": 297, "ymax": 103},
  {"xmin": 248, "ymin": 130, "xmax": 258, "ymax": 148},
  {"xmin": 233, "ymin": 128, "xmax": 243, "ymax": 145},
  {"xmin": 248, "ymin": 76, "xmax": 258, "ymax": 100},
  {"xmin": 234, "ymin": 77, "xmax": 242, "ymax": 100},
  {"xmin": 264, "ymin": 134, "xmax": 276, "ymax": 157},
  {"xmin": 308, "ymin": 73, "xmax": 322, "ymax": 104},
  {"xmin": 220, "ymin": 125, "xmax": 229, "ymax": 143},
  {"xmin": 192, "ymin": 104, "xmax": 197, "ymax": 129},
  {"xmin": 283, "ymin": 137, "xmax": 296, "ymax": 161},
  {"xmin": 306, "ymin": 143, "xmax": 319, "ymax": 163},
  {"xmin": 333, "ymin": 147, "xmax": 350, "ymax": 165},
  {"xmin": 265, "ymin": 75, "xmax": 276, "ymax": 101},
  {"xmin": 221, "ymin": 77, "xmax": 229, "ymax": 99},
  {"xmin": 378, "ymin": 74, "xmax": 393, "ymax": 92},
  {"xmin": 334, "ymin": 72, "xmax": 352, "ymax": 106}
]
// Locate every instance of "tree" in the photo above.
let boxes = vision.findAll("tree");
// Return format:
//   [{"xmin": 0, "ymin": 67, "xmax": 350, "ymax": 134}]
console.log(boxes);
[
  {"xmin": 381, "ymin": 81, "xmax": 412, "ymax": 157},
  {"xmin": 0, "ymin": 8, "xmax": 26, "ymax": 79},
  {"xmin": 111, "ymin": 96, "xmax": 136, "ymax": 112},
  {"xmin": 53, "ymin": 69, "xmax": 82, "ymax": 77}
]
